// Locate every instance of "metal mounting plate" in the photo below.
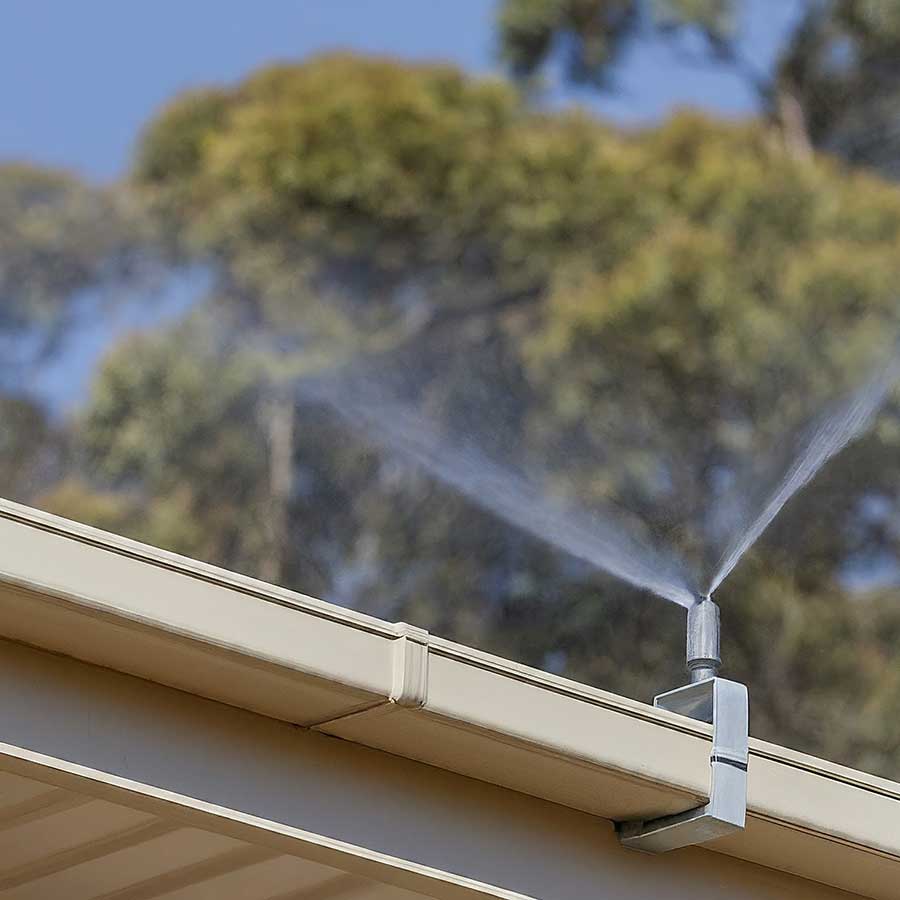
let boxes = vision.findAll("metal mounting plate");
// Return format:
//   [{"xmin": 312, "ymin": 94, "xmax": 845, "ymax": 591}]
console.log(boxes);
[{"xmin": 617, "ymin": 677, "xmax": 749, "ymax": 853}]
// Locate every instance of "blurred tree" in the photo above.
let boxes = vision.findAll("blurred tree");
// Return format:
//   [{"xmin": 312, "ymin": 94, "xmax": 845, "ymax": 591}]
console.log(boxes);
[
  {"xmin": 60, "ymin": 318, "xmax": 380, "ymax": 598},
  {"xmin": 0, "ymin": 394, "xmax": 59, "ymax": 500},
  {"xmin": 131, "ymin": 56, "xmax": 630, "ymax": 347},
  {"xmin": 776, "ymin": 1, "xmax": 900, "ymax": 175},
  {"xmin": 71, "ymin": 323, "xmax": 280, "ymax": 578},
  {"xmin": 0, "ymin": 162, "xmax": 146, "ymax": 506},
  {"xmin": 498, "ymin": 0, "xmax": 741, "ymax": 88},
  {"xmin": 0, "ymin": 163, "xmax": 138, "ymax": 367},
  {"xmin": 498, "ymin": 0, "xmax": 900, "ymax": 172},
  {"xmin": 52, "ymin": 55, "xmax": 900, "ymax": 776}
]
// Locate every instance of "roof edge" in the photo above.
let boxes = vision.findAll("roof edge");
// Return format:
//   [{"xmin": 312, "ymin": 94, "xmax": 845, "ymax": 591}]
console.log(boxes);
[{"xmin": 0, "ymin": 498, "xmax": 897, "ymax": 898}]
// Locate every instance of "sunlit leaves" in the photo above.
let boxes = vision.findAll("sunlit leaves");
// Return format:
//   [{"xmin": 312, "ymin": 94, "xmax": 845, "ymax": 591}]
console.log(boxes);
[
  {"xmin": 0, "ymin": 164, "xmax": 134, "ymax": 350},
  {"xmin": 110, "ymin": 56, "xmax": 900, "ymax": 775}
]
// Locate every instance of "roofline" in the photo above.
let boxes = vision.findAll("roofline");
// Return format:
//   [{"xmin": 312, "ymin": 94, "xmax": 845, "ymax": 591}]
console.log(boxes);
[{"xmin": 0, "ymin": 498, "xmax": 897, "ymax": 898}]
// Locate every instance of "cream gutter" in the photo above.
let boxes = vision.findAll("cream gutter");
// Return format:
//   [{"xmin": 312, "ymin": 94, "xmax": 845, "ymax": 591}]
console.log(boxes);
[{"xmin": 0, "ymin": 498, "xmax": 897, "ymax": 899}]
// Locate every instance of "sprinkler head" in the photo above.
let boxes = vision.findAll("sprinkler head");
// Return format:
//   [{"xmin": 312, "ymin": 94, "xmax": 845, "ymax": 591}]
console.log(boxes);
[
  {"xmin": 619, "ymin": 592, "xmax": 747, "ymax": 852},
  {"xmin": 687, "ymin": 595, "xmax": 721, "ymax": 682}
]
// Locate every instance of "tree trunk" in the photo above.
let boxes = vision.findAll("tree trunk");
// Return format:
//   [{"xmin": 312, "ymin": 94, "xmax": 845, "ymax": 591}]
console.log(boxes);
[
  {"xmin": 260, "ymin": 387, "xmax": 295, "ymax": 585},
  {"xmin": 775, "ymin": 83, "xmax": 814, "ymax": 161}
]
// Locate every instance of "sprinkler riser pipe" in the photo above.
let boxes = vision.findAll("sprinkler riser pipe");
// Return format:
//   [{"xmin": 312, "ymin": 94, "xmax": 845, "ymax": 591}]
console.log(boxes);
[{"xmin": 687, "ymin": 596, "xmax": 721, "ymax": 682}]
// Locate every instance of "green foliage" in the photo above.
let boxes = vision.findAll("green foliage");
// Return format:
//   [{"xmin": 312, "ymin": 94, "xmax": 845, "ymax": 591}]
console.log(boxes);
[
  {"xmin": 656, "ymin": 0, "xmax": 734, "ymax": 31},
  {"xmin": 37, "ymin": 478, "xmax": 136, "ymax": 539},
  {"xmin": 526, "ymin": 115, "xmax": 900, "ymax": 552},
  {"xmin": 776, "ymin": 1, "xmax": 900, "ymax": 175},
  {"xmin": 498, "ymin": 0, "xmax": 638, "ymax": 85},
  {"xmin": 77, "ymin": 323, "xmax": 275, "ymax": 571},
  {"xmin": 132, "ymin": 54, "xmax": 656, "ymax": 351},
  {"xmin": 135, "ymin": 57, "xmax": 520, "ymax": 329},
  {"xmin": 0, "ymin": 395, "xmax": 56, "ymax": 501},
  {"xmin": 76, "ymin": 317, "xmax": 391, "ymax": 597},
  {"xmin": 0, "ymin": 163, "xmax": 136, "ymax": 354},
  {"xmin": 6, "ymin": 55, "xmax": 899, "ymax": 777},
  {"xmin": 0, "ymin": 162, "xmax": 149, "ymax": 514},
  {"xmin": 497, "ymin": 0, "xmax": 738, "ymax": 87},
  {"xmin": 114, "ymin": 56, "xmax": 900, "ymax": 776},
  {"xmin": 498, "ymin": 0, "xmax": 900, "ymax": 175}
]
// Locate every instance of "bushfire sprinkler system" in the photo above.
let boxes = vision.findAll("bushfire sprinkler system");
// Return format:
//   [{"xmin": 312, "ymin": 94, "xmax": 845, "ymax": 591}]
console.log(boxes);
[{"xmin": 616, "ymin": 596, "xmax": 749, "ymax": 853}]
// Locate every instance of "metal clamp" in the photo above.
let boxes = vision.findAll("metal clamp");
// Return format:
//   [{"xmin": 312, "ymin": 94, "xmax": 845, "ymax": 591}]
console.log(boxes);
[{"xmin": 617, "ymin": 676, "xmax": 749, "ymax": 853}]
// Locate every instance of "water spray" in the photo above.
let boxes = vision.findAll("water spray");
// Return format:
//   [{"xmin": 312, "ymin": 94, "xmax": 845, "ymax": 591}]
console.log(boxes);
[
  {"xmin": 617, "ymin": 592, "xmax": 748, "ymax": 853},
  {"xmin": 299, "ymin": 337, "xmax": 900, "ymax": 857},
  {"xmin": 616, "ymin": 352, "xmax": 900, "ymax": 851}
]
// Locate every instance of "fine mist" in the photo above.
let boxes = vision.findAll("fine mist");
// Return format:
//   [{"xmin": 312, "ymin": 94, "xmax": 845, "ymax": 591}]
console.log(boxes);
[
  {"xmin": 300, "ymin": 378, "xmax": 698, "ymax": 607},
  {"xmin": 298, "ymin": 345, "xmax": 899, "ymax": 610},
  {"xmin": 705, "ymin": 353, "xmax": 900, "ymax": 596}
]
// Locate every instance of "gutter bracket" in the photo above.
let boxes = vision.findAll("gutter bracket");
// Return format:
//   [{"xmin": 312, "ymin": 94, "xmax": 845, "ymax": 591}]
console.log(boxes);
[{"xmin": 616, "ymin": 677, "xmax": 749, "ymax": 853}]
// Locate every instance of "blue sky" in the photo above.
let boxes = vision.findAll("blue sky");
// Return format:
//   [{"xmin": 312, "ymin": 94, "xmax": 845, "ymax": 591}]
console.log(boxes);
[{"xmin": 2, "ymin": 0, "xmax": 803, "ymax": 181}]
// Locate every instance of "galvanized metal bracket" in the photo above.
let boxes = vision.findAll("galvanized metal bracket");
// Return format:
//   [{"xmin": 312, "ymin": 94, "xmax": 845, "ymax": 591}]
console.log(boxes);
[{"xmin": 616, "ymin": 677, "xmax": 749, "ymax": 853}]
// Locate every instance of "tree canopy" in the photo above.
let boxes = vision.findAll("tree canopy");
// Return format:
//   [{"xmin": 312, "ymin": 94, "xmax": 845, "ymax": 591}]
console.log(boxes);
[
  {"xmin": 5, "ymin": 53, "xmax": 900, "ymax": 778},
  {"xmin": 498, "ymin": 0, "xmax": 900, "ymax": 171},
  {"xmin": 0, "ymin": 163, "xmax": 136, "ymax": 367}
]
